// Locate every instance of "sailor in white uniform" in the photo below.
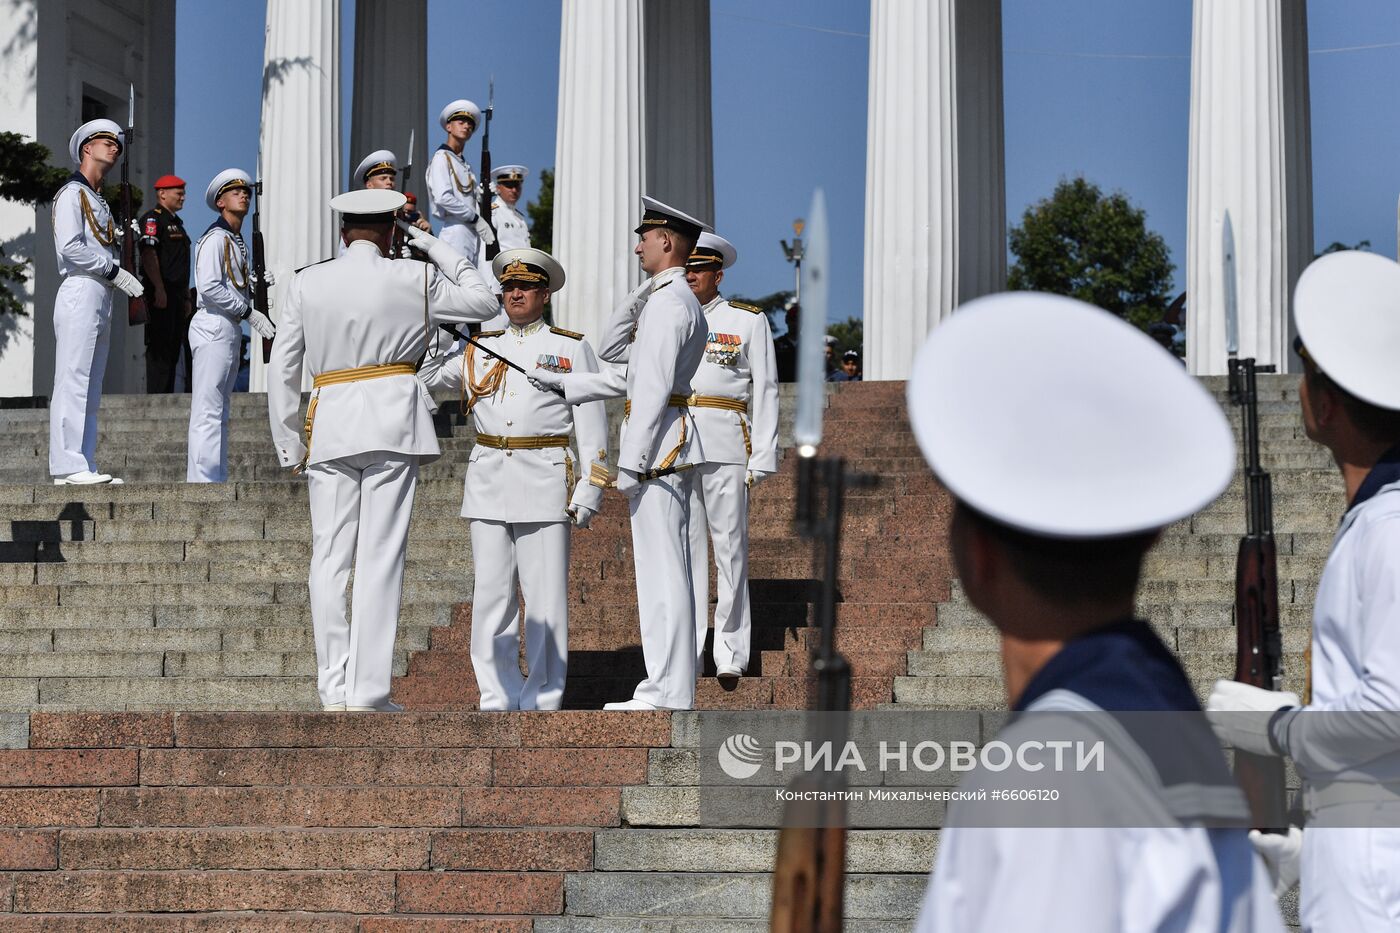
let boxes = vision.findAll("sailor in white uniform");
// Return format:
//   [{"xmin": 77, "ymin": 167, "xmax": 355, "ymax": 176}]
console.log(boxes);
[
  {"xmin": 475, "ymin": 165, "xmax": 532, "ymax": 305},
  {"xmin": 682, "ymin": 233, "xmax": 779, "ymax": 681},
  {"xmin": 419, "ymin": 248, "xmax": 608, "ymax": 711},
  {"xmin": 426, "ymin": 99, "xmax": 493, "ymax": 262},
  {"xmin": 530, "ymin": 197, "xmax": 710, "ymax": 710},
  {"xmin": 186, "ymin": 169, "xmax": 276, "ymax": 483},
  {"xmin": 340, "ymin": 150, "xmax": 431, "ymax": 259},
  {"xmin": 907, "ymin": 293, "xmax": 1284, "ymax": 932},
  {"xmin": 1207, "ymin": 251, "xmax": 1400, "ymax": 932},
  {"xmin": 49, "ymin": 118, "xmax": 145, "ymax": 485},
  {"xmin": 266, "ymin": 189, "xmax": 498, "ymax": 711}
]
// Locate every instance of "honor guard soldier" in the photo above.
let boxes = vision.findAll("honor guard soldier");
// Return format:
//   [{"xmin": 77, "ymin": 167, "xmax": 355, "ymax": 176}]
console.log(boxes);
[
  {"xmin": 531, "ymin": 197, "xmax": 709, "ymax": 710},
  {"xmin": 1207, "ymin": 251, "xmax": 1400, "ymax": 931},
  {"xmin": 346, "ymin": 150, "xmax": 430, "ymax": 259},
  {"xmin": 907, "ymin": 294, "xmax": 1284, "ymax": 932},
  {"xmin": 683, "ymin": 233, "xmax": 779, "ymax": 682},
  {"xmin": 187, "ymin": 169, "xmax": 276, "ymax": 483},
  {"xmin": 49, "ymin": 118, "xmax": 145, "ymax": 485},
  {"xmin": 419, "ymin": 248, "xmax": 608, "ymax": 711},
  {"xmin": 487, "ymin": 165, "xmax": 531, "ymax": 252},
  {"xmin": 427, "ymin": 99, "xmax": 494, "ymax": 261},
  {"xmin": 138, "ymin": 174, "xmax": 191, "ymax": 393},
  {"xmin": 267, "ymin": 189, "xmax": 498, "ymax": 712}
]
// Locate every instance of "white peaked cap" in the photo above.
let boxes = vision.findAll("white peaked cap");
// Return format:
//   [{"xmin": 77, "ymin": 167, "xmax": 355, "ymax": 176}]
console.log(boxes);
[
  {"xmin": 329, "ymin": 189, "xmax": 407, "ymax": 215},
  {"xmin": 354, "ymin": 150, "xmax": 398, "ymax": 187},
  {"xmin": 69, "ymin": 119, "xmax": 124, "ymax": 164},
  {"xmin": 492, "ymin": 165, "xmax": 528, "ymax": 181},
  {"xmin": 492, "ymin": 247, "xmax": 566, "ymax": 294},
  {"xmin": 907, "ymin": 292, "xmax": 1236, "ymax": 538},
  {"xmin": 205, "ymin": 168, "xmax": 252, "ymax": 211},
  {"xmin": 689, "ymin": 232, "xmax": 738, "ymax": 269},
  {"xmin": 1293, "ymin": 250, "xmax": 1400, "ymax": 411},
  {"xmin": 439, "ymin": 99, "xmax": 482, "ymax": 130}
]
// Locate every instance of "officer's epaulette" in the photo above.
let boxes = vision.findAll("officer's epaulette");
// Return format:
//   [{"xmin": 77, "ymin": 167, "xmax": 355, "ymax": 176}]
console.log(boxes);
[
  {"xmin": 549, "ymin": 326, "xmax": 584, "ymax": 340},
  {"xmin": 294, "ymin": 257, "xmax": 336, "ymax": 274},
  {"xmin": 729, "ymin": 300, "xmax": 764, "ymax": 314},
  {"xmin": 476, "ymin": 329, "xmax": 506, "ymax": 338}
]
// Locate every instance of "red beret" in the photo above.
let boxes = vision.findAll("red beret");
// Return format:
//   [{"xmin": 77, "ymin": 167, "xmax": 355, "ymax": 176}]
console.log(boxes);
[
  {"xmin": 154, "ymin": 174, "xmax": 186, "ymax": 189},
  {"xmin": 404, "ymin": 192, "xmax": 417, "ymax": 204}
]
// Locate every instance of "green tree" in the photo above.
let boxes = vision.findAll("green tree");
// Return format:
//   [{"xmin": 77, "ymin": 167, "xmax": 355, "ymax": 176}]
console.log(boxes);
[
  {"xmin": 527, "ymin": 168, "xmax": 553, "ymax": 253},
  {"xmin": 1008, "ymin": 176, "xmax": 1174, "ymax": 330},
  {"xmin": 0, "ymin": 132, "xmax": 70, "ymax": 320},
  {"xmin": 825, "ymin": 316, "xmax": 862, "ymax": 355},
  {"xmin": 1318, "ymin": 239, "xmax": 1371, "ymax": 257},
  {"xmin": 728, "ymin": 289, "xmax": 793, "ymax": 336}
]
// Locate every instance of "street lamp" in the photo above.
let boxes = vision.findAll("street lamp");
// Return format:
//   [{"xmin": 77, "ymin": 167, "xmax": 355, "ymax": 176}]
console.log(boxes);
[{"xmin": 780, "ymin": 218, "xmax": 805, "ymax": 303}]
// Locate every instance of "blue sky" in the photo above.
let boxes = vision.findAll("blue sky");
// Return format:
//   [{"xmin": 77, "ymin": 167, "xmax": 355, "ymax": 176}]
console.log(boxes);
[{"xmin": 174, "ymin": 0, "xmax": 1400, "ymax": 323}]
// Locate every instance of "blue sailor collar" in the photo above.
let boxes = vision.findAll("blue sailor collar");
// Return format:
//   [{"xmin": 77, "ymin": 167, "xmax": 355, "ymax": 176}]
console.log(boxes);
[
  {"xmin": 1347, "ymin": 442, "xmax": 1400, "ymax": 515},
  {"xmin": 66, "ymin": 171, "xmax": 98, "ymax": 192},
  {"xmin": 1015, "ymin": 618, "xmax": 1201, "ymax": 713},
  {"xmin": 202, "ymin": 216, "xmax": 243, "ymax": 240},
  {"xmin": 436, "ymin": 143, "xmax": 465, "ymax": 159}
]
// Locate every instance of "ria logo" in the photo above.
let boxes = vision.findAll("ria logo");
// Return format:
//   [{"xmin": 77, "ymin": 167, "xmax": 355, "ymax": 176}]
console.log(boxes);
[{"xmin": 717, "ymin": 733, "xmax": 764, "ymax": 780}]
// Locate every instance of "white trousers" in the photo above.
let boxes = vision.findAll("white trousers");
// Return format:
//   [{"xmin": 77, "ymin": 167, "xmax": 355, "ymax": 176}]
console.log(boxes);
[
  {"xmin": 49, "ymin": 277, "xmax": 113, "ymax": 476},
  {"xmin": 186, "ymin": 310, "xmax": 241, "ymax": 483},
  {"xmin": 469, "ymin": 519, "xmax": 571, "ymax": 711},
  {"xmin": 689, "ymin": 462, "xmax": 752, "ymax": 673},
  {"xmin": 629, "ymin": 471, "xmax": 697, "ymax": 709},
  {"xmin": 306, "ymin": 451, "xmax": 419, "ymax": 708},
  {"xmin": 1301, "ymin": 825, "xmax": 1400, "ymax": 931},
  {"xmin": 439, "ymin": 222, "xmax": 480, "ymax": 267}
]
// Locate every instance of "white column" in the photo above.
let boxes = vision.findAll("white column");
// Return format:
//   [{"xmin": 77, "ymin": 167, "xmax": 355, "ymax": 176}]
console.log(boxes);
[
  {"xmin": 252, "ymin": 0, "xmax": 341, "ymax": 392},
  {"xmin": 551, "ymin": 0, "xmax": 645, "ymax": 341},
  {"xmin": 552, "ymin": 0, "xmax": 715, "ymax": 340},
  {"xmin": 862, "ymin": 0, "xmax": 1005, "ymax": 382},
  {"xmin": 350, "ymin": 0, "xmax": 427, "ymax": 208},
  {"xmin": 644, "ymin": 0, "xmax": 714, "ymax": 227},
  {"xmin": 1186, "ymin": 0, "xmax": 1312, "ymax": 375}
]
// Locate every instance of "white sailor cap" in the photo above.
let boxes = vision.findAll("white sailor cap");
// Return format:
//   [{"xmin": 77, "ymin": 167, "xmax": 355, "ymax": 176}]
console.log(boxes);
[
  {"xmin": 204, "ymin": 169, "xmax": 252, "ymax": 211},
  {"xmin": 492, "ymin": 247, "xmax": 566, "ymax": 294},
  {"xmin": 635, "ymin": 195, "xmax": 711, "ymax": 241},
  {"xmin": 329, "ymin": 188, "xmax": 407, "ymax": 221},
  {"xmin": 1293, "ymin": 250, "xmax": 1400, "ymax": 411},
  {"xmin": 907, "ymin": 292, "xmax": 1235, "ymax": 538},
  {"xmin": 492, "ymin": 165, "xmax": 528, "ymax": 183},
  {"xmin": 354, "ymin": 150, "xmax": 398, "ymax": 187},
  {"xmin": 439, "ymin": 99, "xmax": 482, "ymax": 131},
  {"xmin": 69, "ymin": 119, "xmax": 124, "ymax": 164},
  {"xmin": 687, "ymin": 232, "xmax": 737, "ymax": 270}
]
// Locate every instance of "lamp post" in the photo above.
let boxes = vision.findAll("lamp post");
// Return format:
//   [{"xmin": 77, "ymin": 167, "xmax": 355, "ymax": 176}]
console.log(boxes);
[{"xmin": 780, "ymin": 218, "xmax": 805, "ymax": 303}]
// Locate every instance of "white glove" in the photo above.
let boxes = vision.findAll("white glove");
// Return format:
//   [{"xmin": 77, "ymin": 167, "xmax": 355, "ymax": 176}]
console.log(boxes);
[
  {"xmin": 1249, "ymin": 827, "xmax": 1302, "ymax": 899},
  {"xmin": 746, "ymin": 467, "xmax": 775, "ymax": 487},
  {"xmin": 614, "ymin": 468, "xmax": 641, "ymax": 499},
  {"xmin": 403, "ymin": 223, "xmax": 439, "ymax": 251},
  {"xmin": 569, "ymin": 504, "xmax": 596, "ymax": 529},
  {"xmin": 111, "ymin": 267, "xmax": 144, "ymax": 298},
  {"xmin": 251, "ymin": 269, "xmax": 276, "ymax": 289},
  {"xmin": 474, "ymin": 215, "xmax": 496, "ymax": 246},
  {"xmin": 247, "ymin": 309, "xmax": 276, "ymax": 341},
  {"xmin": 529, "ymin": 369, "xmax": 566, "ymax": 394},
  {"xmin": 622, "ymin": 278, "xmax": 654, "ymax": 314},
  {"xmin": 1205, "ymin": 679, "xmax": 1300, "ymax": 757}
]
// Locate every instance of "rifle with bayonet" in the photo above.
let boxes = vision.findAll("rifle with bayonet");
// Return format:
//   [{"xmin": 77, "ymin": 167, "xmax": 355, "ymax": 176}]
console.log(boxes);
[
  {"xmin": 394, "ymin": 128, "xmax": 417, "ymax": 259},
  {"xmin": 1222, "ymin": 211, "xmax": 1287, "ymax": 831},
  {"xmin": 769, "ymin": 190, "xmax": 873, "ymax": 933},
  {"xmin": 478, "ymin": 78, "xmax": 498, "ymax": 261},
  {"xmin": 119, "ymin": 84, "xmax": 148, "ymax": 326},
  {"xmin": 251, "ymin": 180, "xmax": 273, "ymax": 364}
]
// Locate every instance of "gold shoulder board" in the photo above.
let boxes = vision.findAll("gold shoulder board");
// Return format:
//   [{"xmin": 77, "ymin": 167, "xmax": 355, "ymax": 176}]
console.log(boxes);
[
  {"xmin": 549, "ymin": 326, "xmax": 584, "ymax": 340},
  {"xmin": 476, "ymin": 329, "xmax": 506, "ymax": 338},
  {"xmin": 730, "ymin": 301, "xmax": 764, "ymax": 314}
]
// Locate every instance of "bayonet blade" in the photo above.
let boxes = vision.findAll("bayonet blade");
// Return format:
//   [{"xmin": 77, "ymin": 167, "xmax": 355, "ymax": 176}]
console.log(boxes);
[
  {"xmin": 126, "ymin": 83, "xmax": 135, "ymax": 131},
  {"xmin": 793, "ymin": 189, "xmax": 829, "ymax": 453},
  {"xmin": 404, "ymin": 128, "xmax": 415, "ymax": 183},
  {"xmin": 1223, "ymin": 210, "xmax": 1239, "ymax": 360}
]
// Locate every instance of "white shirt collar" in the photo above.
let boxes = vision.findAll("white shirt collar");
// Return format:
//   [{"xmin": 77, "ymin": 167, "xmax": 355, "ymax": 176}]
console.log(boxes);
[
  {"xmin": 703, "ymin": 294, "xmax": 725, "ymax": 314},
  {"xmin": 508, "ymin": 318, "xmax": 547, "ymax": 338}
]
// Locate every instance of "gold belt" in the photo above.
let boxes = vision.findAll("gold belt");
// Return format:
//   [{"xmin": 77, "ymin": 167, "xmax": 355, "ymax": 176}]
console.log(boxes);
[
  {"xmin": 297, "ymin": 362, "xmax": 417, "ymax": 472},
  {"xmin": 474, "ymin": 433, "xmax": 570, "ymax": 450},
  {"xmin": 689, "ymin": 394, "xmax": 748, "ymax": 414},
  {"xmin": 623, "ymin": 394, "xmax": 691, "ymax": 419}
]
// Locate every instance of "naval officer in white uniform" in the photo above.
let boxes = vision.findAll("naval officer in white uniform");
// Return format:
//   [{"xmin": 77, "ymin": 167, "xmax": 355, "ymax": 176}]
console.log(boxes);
[
  {"xmin": 475, "ymin": 165, "xmax": 532, "ymax": 301},
  {"xmin": 426, "ymin": 99, "xmax": 493, "ymax": 262},
  {"xmin": 49, "ymin": 118, "xmax": 145, "ymax": 485},
  {"xmin": 1207, "ymin": 251, "xmax": 1400, "ymax": 931},
  {"xmin": 907, "ymin": 293, "xmax": 1284, "ymax": 932},
  {"xmin": 187, "ymin": 169, "xmax": 276, "ymax": 482},
  {"xmin": 682, "ymin": 233, "xmax": 779, "ymax": 682},
  {"xmin": 530, "ymin": 197, "xmax": 709, "ymax": 710},
  {"xmin": 267, "ymin": 189, "xmax": 498, "ymax": 712},
  {"xmin": 419, "ymin": 248, "xmax": 608, "ymax": 711}
]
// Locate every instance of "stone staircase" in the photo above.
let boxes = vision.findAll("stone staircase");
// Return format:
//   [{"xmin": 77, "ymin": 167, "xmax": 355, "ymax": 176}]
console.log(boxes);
[{"xmin": 0, "ymin": 377, "xmax": 1318, "ymax": 928}]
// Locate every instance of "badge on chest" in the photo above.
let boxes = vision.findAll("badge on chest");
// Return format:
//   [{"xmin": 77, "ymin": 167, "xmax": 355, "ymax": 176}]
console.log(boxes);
[
  {"xmin": 536, "ymin": 354, "xmax": 572, "ymax": 374},
  {"xmin": 705, "ymin": 332, "xmax": 743, "ymax": 366}
]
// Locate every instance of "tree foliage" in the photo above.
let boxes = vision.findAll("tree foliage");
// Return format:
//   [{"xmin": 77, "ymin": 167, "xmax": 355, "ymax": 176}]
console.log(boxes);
[
  {"xmin": 527, "ymin": 168, "xmax": 553, "ymax": 253},
  {"xmin": 826, "ymin": 316, "xmax": 862, "ymax": 355},
  {"xmin": 1008, "ymin": 176, "xmax": 1174, "ymax": 330},
  {"xmin": 729, "ymin": 289, "xmax": 793, "ymax": 337}
]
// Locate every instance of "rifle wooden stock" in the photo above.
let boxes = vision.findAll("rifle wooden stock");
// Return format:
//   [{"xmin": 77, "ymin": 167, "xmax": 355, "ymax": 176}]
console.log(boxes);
[
  {"xmin": 770, "ymin": 803, "xmax": 846, "ymax": 933},
  {"xmin": 1229, "ymin": 357, "xmax": 1288, "ymax": 831},
  {"xmin": 479, "ymin": 89, "xmax": 498, "ymax": 262},
  {"xmin": 252, "ymin": 185, "xmax": 272, "ymax": 364}
]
